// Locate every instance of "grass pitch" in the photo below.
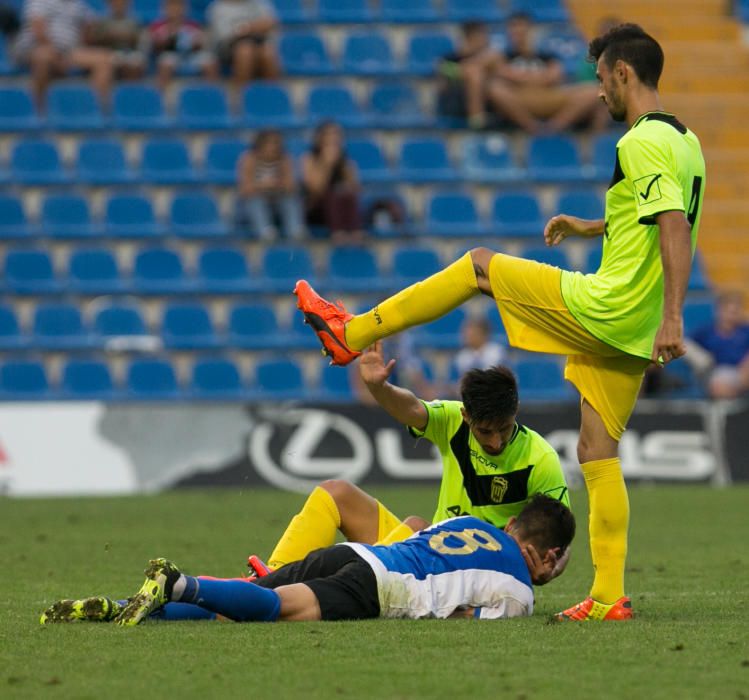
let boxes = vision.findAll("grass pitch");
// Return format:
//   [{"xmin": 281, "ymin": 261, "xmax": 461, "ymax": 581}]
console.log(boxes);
[{"xmin": 2, "ymin": 484, "xmax": 748, "ymax": 699}]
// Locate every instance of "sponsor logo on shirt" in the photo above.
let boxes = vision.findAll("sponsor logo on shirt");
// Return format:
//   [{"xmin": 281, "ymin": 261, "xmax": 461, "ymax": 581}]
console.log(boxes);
[
  {"xmin": 634, "ymin": 173, "xmax": 663, "ymax": 203},
  {"xmin": 490, "ymin": 476, "xmax": 509, "ymax": 503}
]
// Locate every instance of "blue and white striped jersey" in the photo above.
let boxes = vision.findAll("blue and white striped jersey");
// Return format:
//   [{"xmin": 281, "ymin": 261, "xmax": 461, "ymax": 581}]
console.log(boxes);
[{"xmin": 345, "ymin": 516, "xmax": 534, "ymax": 620}]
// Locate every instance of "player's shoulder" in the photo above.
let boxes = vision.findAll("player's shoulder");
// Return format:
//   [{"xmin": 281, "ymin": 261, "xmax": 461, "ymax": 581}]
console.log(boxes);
[
  {"xmin": 515, "ymin": 424, "xmax": 556, "ymax": 454},
  {"xmin": 621, "ymin": 112, "xmax": 693, "ymax": 148}
]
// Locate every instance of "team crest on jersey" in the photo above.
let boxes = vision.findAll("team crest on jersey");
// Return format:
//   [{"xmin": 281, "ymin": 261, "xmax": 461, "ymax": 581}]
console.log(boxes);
[{"xmin": 490, "ymin": 476, "xmax": 509, "ymax": 503}]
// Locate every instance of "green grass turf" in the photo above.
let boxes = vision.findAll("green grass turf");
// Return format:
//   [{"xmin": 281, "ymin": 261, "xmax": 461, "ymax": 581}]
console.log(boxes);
[{"xmin": 2, "ymin": 485, "xmax": 748, "ymax": 699}]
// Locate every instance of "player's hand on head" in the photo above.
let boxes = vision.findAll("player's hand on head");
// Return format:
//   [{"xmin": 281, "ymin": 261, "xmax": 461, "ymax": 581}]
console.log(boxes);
[
  {"xmin": 521, "ymin": 543, "xmax": 557, "ymax": 586},
  {"xmin": 651, "ymin": 317, "xmax": 686, "ymax": 366},
  {"xmin": 359, "ymin": 341, "xmax": 396, "ymax": 386}
]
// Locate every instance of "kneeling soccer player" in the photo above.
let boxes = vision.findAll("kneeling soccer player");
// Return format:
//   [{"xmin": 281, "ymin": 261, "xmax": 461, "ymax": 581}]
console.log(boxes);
[{"xmin": 41, "ymin": 495, "xmax": 574, "ymax": 625}]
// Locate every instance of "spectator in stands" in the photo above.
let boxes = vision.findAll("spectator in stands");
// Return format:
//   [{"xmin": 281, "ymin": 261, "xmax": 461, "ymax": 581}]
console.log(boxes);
[
  {"xmin": 87, "ymin": 0, "xmax": 145, "ymax": 79},
  {"xmin": 687, "ymin": 290, "xmax": 749, "ymax": 399},
  {"xmin": 483, "ymin": 12, "xmax": 608, "ymax": 133},
  {"xmin": 452, "ymin": 317, "xmax": 506, "ymax": 378},
  {"xmin": 12, "ymin": 0, "xmax": 116, "ymax": 106},
  {"xmin": 147, "ymin": 0, "xmax": 219, "ymax": 89},
  {"xmin": 236, "ymin": 129, "xmax": 305, "ymax": 240},
  {"xmin": 0, "ymin": 2, "xmax": 20, "ymax": 38},
  {"xmin": 207, "ymin": 0, "xmax": 279, "ymax": 85},
  {"xmin": 302, "ymin": 121, "xmax": 363, "ymax": 243}
]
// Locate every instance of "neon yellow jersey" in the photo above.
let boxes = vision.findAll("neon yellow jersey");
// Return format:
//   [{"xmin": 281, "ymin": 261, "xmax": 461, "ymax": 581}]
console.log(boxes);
[
  {"xmin": 409, "ymin": 400, "xmax": 570, "ymax": 529},
  {"xmin": 561, "ymin": 112, "xmax": 706, "ymax": 359}
]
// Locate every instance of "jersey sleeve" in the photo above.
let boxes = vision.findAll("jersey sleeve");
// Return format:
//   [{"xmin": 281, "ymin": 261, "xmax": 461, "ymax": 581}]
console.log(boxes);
[
  {"xmin": 407, "ymin": 400, "xmax": 462, "ymax": 451},
  {"xmin": 618, "ymin": 134, "xmax": 685, "ymax": 225},
  {"xmin": 527, "ymin": 450, "xmax": 570, "ymax": 507},
  {"xmin": 474, "ymin": 598, "xmax": 531, "ymax": 619}
]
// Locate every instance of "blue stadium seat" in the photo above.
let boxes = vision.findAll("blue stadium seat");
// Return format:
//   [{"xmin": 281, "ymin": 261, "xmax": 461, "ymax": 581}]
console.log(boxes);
[
  {"xmin": 140, "ymin": 139, "xmax": 196, "ymax": 184},
  {"xmin": 346, "ymin": 138, "xmax": 393, "ymax": 184},
  {"xmin": 491, "ymin": 191, "xmax": 544, "ymax": 238},
  {"xmin": 369, "ymin": 82, "xmax": 427, "ymax": 129},
  {"xmin": 32, "ymin": 302, "xmax": 93, "ymax": 350},
  {"xmin": 279, "ymin": 32, "xmax": 335, "ymax": 75},
  {"xmin": 253, "ymin": 358, "xmax": 305, "ymax": 399},
  {"xmin": 556, "ymin": 188, "xmax": 604, "ymax": 220},
  {"xmin": 288, "ymin": 309, "xmax": 324, "ymax": 350},
  {"xmin": 342, "ymin": 33, "xmax": 397, "ymax": 76},
  {"xmin": 425, "ymin": 192, "xmax": 489, "ymax": 237},
  {"xmin": 381, "ymin": 0, "xmax": 439, "ymax": 23},
  {"xmin": 197, "ymin": 247, "xmax": 256, "ymax": 293},
  {"xmin": 132, "ymin": 248, "xmax": 192, "ymax": 293},
  {"xmin": 399, "ymin": 138, "xmax": 457, "ymax": 183},
  {"xmin": 47, "ymin": 84, "xmax": 105, "ymax": 130},
  {"xmin": 132, "ymin": 0, "xmax": 160, "ymax": 22},
  {"xmin": 585, "ymin": 245, "xmax": 602, "ymax": 274},
  {"xmin": 0, "ymin": 304, "xmax": 27, "ymax": 350},
  {"xmin": 76, "ymin": 139, "xmax": 135, "ymax": 185},
  {"xmin": 176, "ymin": 84, "xmax": 235, "ymax": 130},
  {"xmin": 689, "ymin": 251, "xmax": 710, "ymax": 291},
  {"xmin": 126, "ymin": 358, "xmax": 181, "ymax": 399},
  {"xmin": 510, "ymin": 0, "xmax": 569, "ymax": 22},
  {"xmin": 413, "ymin": 308, "xmax": 466, "ymax": 349},
  {"xmin": 40, "ymin": 194, "xmax": 96, "ymax": 239},
  {"xmin": 521, "ymin": 245, "xmax": 571, "ymax": 269},
  {"xmin": 0, "ymin": 195, "xmax": 33, "ymax": 239},
  {"xmin": 307, "ymin": 85, "xmax": 366, "ymax": 127},
  {"xmin": 591, "ymin": 132, "xmax": 621, "ymax": 181},
  {"xmin": 391, "ymin": 246, "xmax": 442, "ymax": 286},
  {"xmin": 527, "ymin": 135, "xmax": 587, "ymax": 183},
  {"xmin": 407, "ymin": 33, "xmax": 454, "ymax": 76},
  {"xmin": 228, "ymin": 303, "xmax": 285, "ymax": 350},
  {"xmin": 113, "ymin": 84, "xmax": 172, "ymax": 130},
  {"xmin": 683, "ymin": 300, "xmax": 714, "ymax": 336},
  {"xmin": 94, "ymin": 302, "xmax": 149, "ymax": 339},
  {"xmin": 319, "ymin": 0, "xmax": 374, "ymax": 23},
  {"xmin": 514, "ymin": 358, "xmax": 573, "ymax": 401},
  {"xmin": 4, "ymin": 249, "xmax": 61, "ymax": 294},
  {"xmin": 361, "ymin": 189, "xmax": 410, "ymax": 237},
  {"xmin": 105, "ymin": 193, "xmax": 164, "ymax": 238},
  {"xmin": 242, "ymin": 83, "xmax": 300, "ymax": 128},
  {"xmin": 11, "ymin": 139, "xmax": 67, "ymax": 185},
  {"xmin": 169, "ymin": 191, "xmax": 228, "ymax": 238},
  {"xmin": 660, "ymin": 357, "xmax": 704, "ymax": 399},
  {"xmin": 162, "ymin": 302, "xmax": 219, "ymax": 349},
  {"xmin": 61, "ymin": 359, "xmax": 117, "ymax": 400},
  {"xmin": 190, "ymin": 357, "xmax": 244, "ymax": 399},
  {"xmin": 445, "ymin": 0, "xmax": 504, "ymax": 22},
  {"xmin": 261, "ymin": 245, "xmax": 316, "ymax": 292},
  {"xmin": 204, "ymin": 139, "xmax": 245, "ymax": 184},
  {"xmin": 68, "ymin": 248, "xmax": 126, "ymax": 294},
  {"xmin": 326, "ymin": 247, "xmax": 384, "ymax": 292},
  {"xmin": 315, "ymin": 363, "xmax": 354, "ymax": 402},
  {"xmin": 272, "ymin": 0, "xmax": 313, "ymax": 23},
  {"xmin": 462, "ymin": 135, "xmax": 524, "ymax": 182},
  {"xmin": 0, "ymin": 360, "xmax": 50, "ymax": 399},
  {"xmin": 0, "ymin": 87, "xmax": 41, "ymax": 131}
]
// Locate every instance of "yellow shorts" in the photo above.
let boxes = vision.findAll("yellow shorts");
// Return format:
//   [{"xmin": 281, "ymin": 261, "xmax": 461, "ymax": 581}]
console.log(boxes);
[
  {"xmin": 376, "ymin": 501, "xmax": 404, "ymax": 542},
  {"xmin": 488, "ymin": 253, "xmax": 649, "ymax": 441}
]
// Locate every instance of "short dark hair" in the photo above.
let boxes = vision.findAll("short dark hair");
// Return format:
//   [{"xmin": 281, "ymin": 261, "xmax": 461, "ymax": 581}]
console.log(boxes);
[
  {"xmin": 514, "ymin": 494, "xmax": 576, "ymax": 554},
  {"xmin": 461, "ymin": 21, "xmax": 487, "ymax": 37},
  {"xmin": 460, "ymin": 365, "xmax": 518, "ymax": 425},
  {"xmin": 588, "ymin": 23, "xmax": 664, "ymax": 89}
]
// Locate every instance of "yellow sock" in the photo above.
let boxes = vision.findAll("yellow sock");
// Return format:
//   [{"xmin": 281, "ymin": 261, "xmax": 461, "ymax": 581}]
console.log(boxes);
[
  {"xmin": 375, "ymin": 521, "xmax": 416, "ymax": 546},
  {"xmin": 582, "ymin": 457, "xmax": 629, "ymax": 604},
  {"xmin": 267, "ymin": 486, "xmax": 341, "ymax": 570},
  {"xmin": 345, "ymin": 252, "xmax": 479, "ymax": 351}
]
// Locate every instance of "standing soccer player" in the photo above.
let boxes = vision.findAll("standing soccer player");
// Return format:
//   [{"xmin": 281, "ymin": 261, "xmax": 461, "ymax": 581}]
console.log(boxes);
[{"xmin": 295, "ymin": 24, "xmax": 705, "ymax": 621}]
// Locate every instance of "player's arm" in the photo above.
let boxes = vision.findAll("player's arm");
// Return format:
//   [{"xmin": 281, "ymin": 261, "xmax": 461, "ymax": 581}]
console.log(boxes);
[
  {"xmin": 543, "ymin": 214, "xmax": 605, "ymax": 246},
  {"xmin": 653, "ymin": 210, "xmax": 692, "ymax": 364},
  {"xmin": 360, "ymin": 341, "xmax": 428, "ymax": 431}
]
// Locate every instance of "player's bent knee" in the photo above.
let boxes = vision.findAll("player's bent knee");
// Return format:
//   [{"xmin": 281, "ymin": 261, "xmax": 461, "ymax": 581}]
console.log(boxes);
[{"xmin": 403, "ymin": 516, "xmax": 430, "ymax": 532}]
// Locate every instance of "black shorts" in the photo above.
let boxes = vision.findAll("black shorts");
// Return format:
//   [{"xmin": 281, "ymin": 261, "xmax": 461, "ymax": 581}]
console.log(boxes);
[{"xmin": 255, "ymin": 546, "xmax": 380, "ymax": 621}]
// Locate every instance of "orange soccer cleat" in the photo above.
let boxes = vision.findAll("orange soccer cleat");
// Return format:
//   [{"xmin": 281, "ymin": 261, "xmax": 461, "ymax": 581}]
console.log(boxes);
[
  {"xmin": 556, "ymin": 596, "xmax": 633, "ymax": 621},
  {"xmin": 294, "ymin": 280, "xmax": 361, "ymax": 366},
  {"xmin": 246, "ymin": 555, "xmax": 273, "ymax": 581}
]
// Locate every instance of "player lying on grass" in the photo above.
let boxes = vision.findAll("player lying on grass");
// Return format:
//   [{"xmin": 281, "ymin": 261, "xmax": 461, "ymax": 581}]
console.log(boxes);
[
  {"xmin": 294, "ymin": 24, "xmax": 705, "ymax": 621},
  {"xmin": 251, "ymin": 350, "xmax": 571, "ymax": 586},
  {"xmin": 40, "ymin": 494, "xmax": 575, "ymax": 626}
]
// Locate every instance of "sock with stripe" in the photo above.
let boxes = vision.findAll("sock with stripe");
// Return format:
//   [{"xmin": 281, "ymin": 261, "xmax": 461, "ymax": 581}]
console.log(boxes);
[{"xmin": 172, "ymin": 576, "xmax": 281, "ymax": 622}]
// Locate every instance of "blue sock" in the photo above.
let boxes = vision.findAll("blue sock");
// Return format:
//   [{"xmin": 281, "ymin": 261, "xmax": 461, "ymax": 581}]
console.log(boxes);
[
  {"xmin": 150, "ymin": 603, "xmax": 217, "ymax": 621},
  {"xmin": 179, "ymin": 576, "xmax": 281, "ymax": 622}
]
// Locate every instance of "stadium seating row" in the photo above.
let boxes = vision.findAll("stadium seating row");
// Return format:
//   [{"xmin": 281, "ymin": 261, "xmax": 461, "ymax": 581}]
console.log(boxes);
[{"xmin": 0, "ymin": 132, "xmax": 620, "ymax": 186}]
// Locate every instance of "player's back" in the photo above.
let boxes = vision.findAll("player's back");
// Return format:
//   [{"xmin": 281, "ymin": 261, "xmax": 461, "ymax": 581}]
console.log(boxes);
[{"xmin": 345, "ymin": 516, "xmax": 534, "ymax": 619}]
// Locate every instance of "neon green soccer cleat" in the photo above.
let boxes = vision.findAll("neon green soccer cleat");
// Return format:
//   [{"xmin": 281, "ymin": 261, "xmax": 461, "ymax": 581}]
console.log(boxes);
[
  {"xmin": 40, "ymin": 596, "xmax": 124, "ymax": 625},
  {"xmin": 114, "ymin": 558, "xmax": 180, "ymax": 627}
]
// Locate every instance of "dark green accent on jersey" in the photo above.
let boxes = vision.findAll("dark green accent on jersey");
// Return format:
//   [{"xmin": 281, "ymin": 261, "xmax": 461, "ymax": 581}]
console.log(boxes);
[
  {"xmin": 609, "ymin": 149, "xmax": 625, "ymax": 190},
  {"xmin": 638, "ymin": 111, "xmax": 687, "ymax": 135}
]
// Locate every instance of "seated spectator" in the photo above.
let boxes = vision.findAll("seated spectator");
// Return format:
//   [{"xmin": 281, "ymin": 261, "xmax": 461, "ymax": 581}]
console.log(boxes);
[
  {"xmin": 687, "ymin": 290, "xmax": 749, "ymax": 399},
  {"xmin": 484, "ymin": 12, "xmax": 608, "ymax": 133},
  {"xmin": 147, "ymin": 0, "xmax": 219, "ymax": 88},
  {"xmin": 87, "ymin": 0, "xmax": 145, "ymax": 79},
  {"xmin": 12, "ymin": 0, "xmax": 116, "ymax": 106},
  {"xmin": 236, "ymin": 130, "xmax": 305, "ymax": 240},
  {"xmin": 448, "ymin": 317, "xmax": 506, "ymax": 395},
  {"xmin": 0, "ymin": 2, "xmax": 20, "ymax": 37},
  {"xmin": 302, "ymin": 121, "xmax": 363, "ymax": 243},
  {"xmin": 207, "ymin": 0, "xmax": 279, "ymax": 85}
]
